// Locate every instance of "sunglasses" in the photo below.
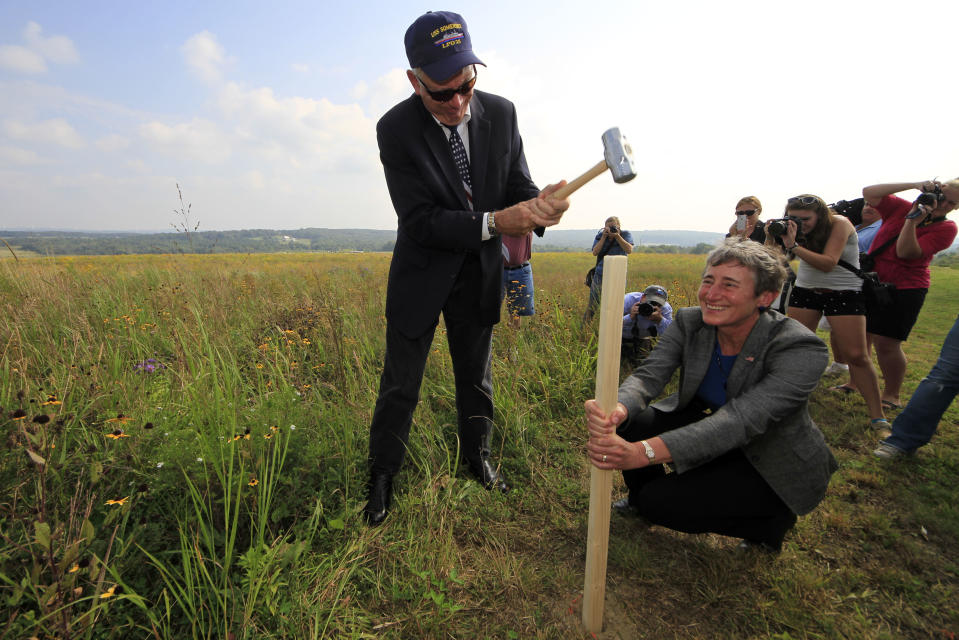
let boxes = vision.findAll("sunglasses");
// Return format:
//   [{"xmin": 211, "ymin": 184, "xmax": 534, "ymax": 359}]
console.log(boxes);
[
  {"xmin": 736, "ymin": 209, "xmax": 757, "ymax": 216},
  {"xmin": 646, "ymin": 287, "xmax": 667, "ymax": 298},
  {"xmin": 787, "ymin": 196, "xmax": 819, "ymax": 207},
  {"xmin": 417, "ymin": 68, "xmax": 477, "ymax": 103}
]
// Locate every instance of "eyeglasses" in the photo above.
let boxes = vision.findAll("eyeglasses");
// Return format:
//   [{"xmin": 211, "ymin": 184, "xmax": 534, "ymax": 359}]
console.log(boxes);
[
  {"xmin": 416, "ymin": 67, "xmax": 477, "ymax": 103},
  {"xmin": 787, "ymin": 196, "xmax": 819, "ymax": 207},
  {"xmin": 736, "ymin": 209, "xmax": 757, "ymax": 216}
]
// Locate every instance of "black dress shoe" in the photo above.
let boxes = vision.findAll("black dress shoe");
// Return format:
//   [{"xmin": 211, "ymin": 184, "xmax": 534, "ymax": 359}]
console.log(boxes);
[
  {"xmin": 468, "ymin": 458, "xmax": 509, "ymax": 493},
  {"xmin": 363, "ymin": 473, "xmax": 393, "ymax": 526}
]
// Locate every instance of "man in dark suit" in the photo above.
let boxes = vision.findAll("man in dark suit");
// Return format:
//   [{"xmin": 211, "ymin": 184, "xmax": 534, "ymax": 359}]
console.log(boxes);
[{"xmin": 364, "ymin": 10, "xmax": 569, "ymax": 525}]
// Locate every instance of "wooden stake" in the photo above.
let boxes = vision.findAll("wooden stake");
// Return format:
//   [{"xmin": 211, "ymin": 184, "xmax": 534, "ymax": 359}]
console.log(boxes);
[{"xmin": 582, "ymin": 254, "xmax": 627, "ymax": 633}]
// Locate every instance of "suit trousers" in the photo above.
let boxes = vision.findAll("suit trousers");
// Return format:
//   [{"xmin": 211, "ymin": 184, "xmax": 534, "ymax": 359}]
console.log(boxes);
[
  {"xmin": 618, "ymin": 401, "xmax": 797, "ymax": 549},
  {"xmin": 369, "ymin": 254, "xmax": 495, "ymax": 476}
]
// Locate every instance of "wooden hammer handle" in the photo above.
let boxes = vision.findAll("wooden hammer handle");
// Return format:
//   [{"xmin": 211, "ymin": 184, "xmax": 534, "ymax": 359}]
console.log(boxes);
[{"xmin": 553, "ymin": 159, "xmax": 608, "ymax": 200}]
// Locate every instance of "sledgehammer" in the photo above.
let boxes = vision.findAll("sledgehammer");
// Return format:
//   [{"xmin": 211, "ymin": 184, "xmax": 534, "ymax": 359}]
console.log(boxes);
[{"xmin": 554, "ymin": 127, "xmax": 636, "ymax": 200}]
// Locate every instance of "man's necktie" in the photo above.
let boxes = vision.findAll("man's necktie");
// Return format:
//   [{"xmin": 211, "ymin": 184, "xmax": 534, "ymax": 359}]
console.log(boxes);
[{"xmin": 444, "ymin": 124, "xmax": 472, "ymax": 208}]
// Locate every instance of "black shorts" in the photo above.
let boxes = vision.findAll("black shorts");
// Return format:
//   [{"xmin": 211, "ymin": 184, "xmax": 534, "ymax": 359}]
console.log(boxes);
[
  {"xmin": 866, "ymin": 287, "xmax": 927, "ymax": 341},
  {"xmin": 789, "ymin": 286, "xmax": 866, "ymax": 316}
]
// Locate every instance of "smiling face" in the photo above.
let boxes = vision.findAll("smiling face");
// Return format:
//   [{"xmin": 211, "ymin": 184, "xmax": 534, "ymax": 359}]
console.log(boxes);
[
  {"xmin": 699, "ymin": 261, "xmax": 777, "ymax": 334},
  {"xmin": 407, "ymin": 66, "xmax": 475, "ymax": 126}
]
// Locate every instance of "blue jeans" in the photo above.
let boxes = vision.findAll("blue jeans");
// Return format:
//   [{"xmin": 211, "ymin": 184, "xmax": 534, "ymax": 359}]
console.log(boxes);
[
  {"xmin": 502, "ymin": 262, "xmax": 535, "ymax": 317},
  {"xmin": 883, "ymin": 315, "xmax": 959, "ymax": 452}
]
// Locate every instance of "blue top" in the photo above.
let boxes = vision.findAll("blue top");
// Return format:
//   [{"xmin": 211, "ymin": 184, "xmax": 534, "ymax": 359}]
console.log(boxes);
[
  {"xmin": 592, "ymin": 229, "xmax": 635, "ymax": 276},
  {"xmin": 696, "ymin": 341, "xmax": 737, "ymax": 410},
  {"xmin": 857, "ymin": 220, "xmax": 882, "ymax": 253}
]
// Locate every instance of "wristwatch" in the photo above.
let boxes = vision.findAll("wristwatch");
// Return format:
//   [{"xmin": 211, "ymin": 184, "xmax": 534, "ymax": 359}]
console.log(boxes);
[
  {"xmin": 640, "ymin": 440, "xmax": 656, "ymax": 463},
  {"xmin": 487, "ymin": 211, "xmax": 497, "ymax": 237}
]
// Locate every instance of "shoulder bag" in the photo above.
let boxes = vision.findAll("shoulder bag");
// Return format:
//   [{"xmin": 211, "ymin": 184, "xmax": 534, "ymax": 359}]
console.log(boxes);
[{"xmin": 837, "ymin": 259, "xmax": 895, "ymax": 308}]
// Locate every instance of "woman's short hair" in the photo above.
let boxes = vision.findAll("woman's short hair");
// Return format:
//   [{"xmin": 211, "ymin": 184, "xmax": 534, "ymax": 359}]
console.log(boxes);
[
  {"xmin": 705, "ymin": 238, "xmax": 787, "ymax": 296},
  {"xmin": 605, "ymin": 216, "xmax": 621, "ymax": 227},
  {"xmin": 736, "ymin": 196, "xmax": 762, "ymax": 214},
  {"xmin": 785, "ymin": 194, "xmax": 834, "ymax": 253}
]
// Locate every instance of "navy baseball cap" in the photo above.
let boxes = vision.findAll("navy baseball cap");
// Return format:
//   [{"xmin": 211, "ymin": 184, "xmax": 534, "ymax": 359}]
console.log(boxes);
[{"xmin": 404, "ymin": 11, "xmax": 485, "ymax": 82}]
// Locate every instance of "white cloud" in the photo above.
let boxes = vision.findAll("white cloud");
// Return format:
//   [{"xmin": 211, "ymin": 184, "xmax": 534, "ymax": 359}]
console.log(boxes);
[
  {"xmin": 22, "ymin": 22, "xmax": 78, "ymax": 64},
  {"xmin": 181, "ymin": 31, "xmax": 229, "ymax": 84},
  {"xmin": 361, "ymin": 68, "xmax": 413, "ymax": 121},
  {"xmin": 95, "ymin": 134, "xmax": 131, "ymax": 152},
  {"xmin": 214, "ymin": 81, "xmax": 375, "ymax": 171},
  {"xmin": 139, "ymin": 118, "xmax": 232, "ymax": 164},
  {"xmin": 0, "ymin": 145, "xmax": 43, "ymax": 165},
  {"xmin": 0, "ymin": 45, "xmax": 47, "ymax": 74},
  {"xmin": 0, "ymin": 23, "xmax": 78, "ymax": 74},
  {"xmin": 291, "ymin": 63, "xmax": 309, "ymax": 73},
  {"xmin": 3, "ymin": 118, "xmax": 85, "ymax": 149}
]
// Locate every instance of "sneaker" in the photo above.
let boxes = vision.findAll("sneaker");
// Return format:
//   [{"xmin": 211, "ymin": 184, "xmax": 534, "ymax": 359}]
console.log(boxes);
[
  {"xmin": 823, "ymin": 361, "xmax": 849, "ymax": 376},
  {"xmin": 873, "ymin": 441, "xmax": 914, "ymax": 460}
]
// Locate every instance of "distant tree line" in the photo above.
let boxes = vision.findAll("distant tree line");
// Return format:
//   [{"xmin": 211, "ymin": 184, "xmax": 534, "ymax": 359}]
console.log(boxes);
[
  {"xmin": 1, "ymin": 229, "xmax": 398, "ymax": 256},
  {"xmin": 2, "ymin": 229, "xmax": 726, "ymax": 258}
]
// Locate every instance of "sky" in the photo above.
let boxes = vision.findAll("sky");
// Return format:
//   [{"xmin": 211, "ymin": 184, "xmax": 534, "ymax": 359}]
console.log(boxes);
[{"xmin": 2, "ymin": 0, "xmax": 958, "ymax": 235}]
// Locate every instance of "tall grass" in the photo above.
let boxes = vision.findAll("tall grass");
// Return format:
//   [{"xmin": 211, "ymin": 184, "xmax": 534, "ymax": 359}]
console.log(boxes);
[{"xmin": 1, "ymin": 252, "xmax": 957, "ymax": 639}]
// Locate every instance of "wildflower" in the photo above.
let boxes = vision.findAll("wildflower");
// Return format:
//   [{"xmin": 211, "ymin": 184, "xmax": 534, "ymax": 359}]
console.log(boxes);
[
  {"xmin": 196, "ymin": 457, "xmax": 203, "ymax": 462},
  {"xmin": 144, "ymin": 422, "xmax": 154, "ymax": 429},
  {"xmin": 105, "ymin": 497, "xmax": 129, "ymax": 506},
  {"xmin": 106, "ymin": 414, "xmax": 133, "ymax": 424},
  {"xmin": 256, "ymin": 363, "xmax": 264, "ymax": 369},
  {"xmin": 263, "ymin": 433, "xmax": 273, "ymax": 440},
  {"xmin": 289, "ymin": 424, "xmax": 296, "ymax": 431},
  {"xmin": 11, "ymin": 409, "xmax": 27, "ymax": 420},
  {"xmin": 42, "ymin": 394, "xmax": 62, "ymax": 406},
  {"xmin": 100, "ymin": 585, "xmax": 117, "ymax": 599},
  {"xmin": 133, "ymin": 358, "xmax": 164, "ymax": 373},
  {"xmin": 68, "ymin": 563, "xmax": 80, "ymax": 573},
  {"xmin": 105, "ymin": 430, "xmax": 130, "ymax": 439},
  {"xmin": 270, "ymin": 425, "xmax": 279, "ymax": 432},
  {"xmin": 248, "ymin": 477, "xmax": 259, "ymax": 487},
  {"xmin": 33, "ymin": 414, "xmax": 50, "ymax": 424},
  {"xmin": 156, "ymin": 462, "xmax": 164, "ymax": 468}
]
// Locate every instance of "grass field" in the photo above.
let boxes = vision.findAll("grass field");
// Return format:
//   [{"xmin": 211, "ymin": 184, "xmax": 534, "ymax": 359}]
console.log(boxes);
[{"xmin": 1, "ymin": 252, "xmax": 957, "ymax": 639}]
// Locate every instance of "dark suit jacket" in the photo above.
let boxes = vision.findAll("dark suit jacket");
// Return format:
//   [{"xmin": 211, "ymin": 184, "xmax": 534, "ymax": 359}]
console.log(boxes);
[
  {"xmin": 618, "ymin": 308, "xmax": 838, "ymax": 515},
  {"xmin": 376, "ymin": 90, "xmax": 541, "ymax": 338}
]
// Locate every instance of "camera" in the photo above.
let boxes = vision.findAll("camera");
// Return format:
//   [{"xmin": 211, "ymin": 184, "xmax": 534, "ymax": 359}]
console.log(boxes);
[
  {"xmin": 636, "ymin": 301, "xmax": 655, "ymax": 317},
  {"xmin": 608, "ymin": 225, "xmax": 619, "ymax": 234},
  {"xmin": 767, "ymin": 215, "xmax": 803, "ymax": 239},
  {"xmin": 830, "ymin": 198, "xmax": 864, "ymax": 225},
  {"xmin": 916, "ymin": 184, "xmax": 945, "ymax": 207}
]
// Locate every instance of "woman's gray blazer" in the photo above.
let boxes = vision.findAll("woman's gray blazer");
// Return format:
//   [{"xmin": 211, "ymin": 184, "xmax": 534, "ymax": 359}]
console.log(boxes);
[{"xmin": 618, "ymin": 307, "xmax": 838, "ymax": 515}]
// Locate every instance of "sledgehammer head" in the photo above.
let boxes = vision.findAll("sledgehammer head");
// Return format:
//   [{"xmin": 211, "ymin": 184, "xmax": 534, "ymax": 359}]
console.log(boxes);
[{"xmin": 601, "ymin": 127, "xmax": 636, "ymax": 184}]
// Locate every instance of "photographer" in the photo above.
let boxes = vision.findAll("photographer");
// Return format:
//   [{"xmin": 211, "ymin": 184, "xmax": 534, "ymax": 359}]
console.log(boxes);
[
  {"xmin": 622, "ymin": 285, "xmax": 673, "ymax": 367},
  {"xmin": 726, "ymin": 196, "xmax": 766, "ymax": 243},
  {"xmin": 583, "ymin": 216, "xmax": 634, "ymax": 321},
  {"xmin": 839, "ymin": 179, "xmax": 959, "ymax": 409},
  {"xmin": 764, "ymin": 195, "xmax": 888, "ymax": 430}
]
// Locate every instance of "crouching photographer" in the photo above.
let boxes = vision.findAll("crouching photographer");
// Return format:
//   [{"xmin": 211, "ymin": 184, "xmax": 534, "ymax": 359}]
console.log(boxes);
[
  {"xmin": 622, "ymin": 284, "xmax": 673, "ymax": 367},
  {"xmin": 838, "ymin": 179, "xmax": 959, "ymax": 409}
]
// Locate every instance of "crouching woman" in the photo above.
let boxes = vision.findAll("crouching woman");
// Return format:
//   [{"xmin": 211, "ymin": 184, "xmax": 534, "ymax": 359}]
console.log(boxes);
[{"xmin": 585, "ymin": 239, "xmax": 837, "ymax": 552}]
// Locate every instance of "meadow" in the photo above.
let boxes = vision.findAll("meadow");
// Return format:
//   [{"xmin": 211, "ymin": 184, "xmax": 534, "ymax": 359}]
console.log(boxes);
[{"xmin": 1, "ymin": 251, "xmax": 957, "ymax": 640}]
